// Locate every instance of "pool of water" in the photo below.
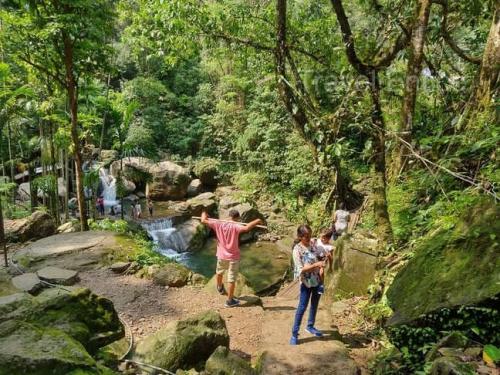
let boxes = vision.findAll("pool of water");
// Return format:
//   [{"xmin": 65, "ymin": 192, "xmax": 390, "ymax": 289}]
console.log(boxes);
[{"xmin": 181, "ymin": 238, "xmax": 291, "ymax": 293}]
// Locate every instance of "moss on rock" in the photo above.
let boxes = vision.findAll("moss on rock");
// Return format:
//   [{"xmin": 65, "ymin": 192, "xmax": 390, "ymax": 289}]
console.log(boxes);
[
  {"xmin": 387, "ymin": 202, "xmax": 500, "ymax": 326},
  {"xmin": 133, "ymin": 310, "xmax": 229, "ymax": 372},
  {"xmin": 205, "ymin": 346, "xmax": 256, "ymax": 375}
]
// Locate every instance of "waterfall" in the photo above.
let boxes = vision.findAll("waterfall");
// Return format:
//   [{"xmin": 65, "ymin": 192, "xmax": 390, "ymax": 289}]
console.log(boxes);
[
  {"xmin": 141, "ymin": 218, "xmax": 189, "ymax": 258},
  {"xmin": 99, "ymin": 168, "xmax": 118, "ymax": 208}
]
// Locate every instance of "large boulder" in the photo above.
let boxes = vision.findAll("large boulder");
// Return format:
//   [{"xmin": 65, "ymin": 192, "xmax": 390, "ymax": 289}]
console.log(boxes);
[
  {"xmin": 100, "ymin": 149, "xmax": 119, "ymax": 166},
  {"xmin": 325, "ymin": 231, "xmax": 378, "ymax": 300},
  {"xmin": 205, "ymin": 346, "xmax": 256, "ymax": 375},
  {"xmin": 187, "ymin": 179, "xmax": 203, "ymax": 197},
  {"xmin": 0, "ymin": 288, "xmax": 124, "ymax": 352},
  {"xmin": 146, "ymin": 161, "xmax": 191, "ymax": 200},
  {"xmin": 109, "ymin": 156, "xmax": 153, "ymax": 178},
  {"xmin": 5, "ymin": 211, "xmax": 56, "ymax": 243},
  {"xmin": 387, "ymin": 202, "xmax": 500, "ymax": 326},
  {"xmin": 193, "ymin": 158, "xmax": 219, "ymax": 187},
  {"xmin": 17, "ymin": 182, "xmax": 31, "ymax": 201},
  {"xmin": 0, "ymin": 288, "xmax": 123, "ymax": 375},
  {"xmin": 152, "ymin": 263, "xmax": 191, "ymax": 287},
  {"xmin": 133, "ymin": 310, "xmax": 229, "ymax": 372},
  {"xmin": 176, "ymin": 219, "xmax": 211, "ymax": 252},
  {"xmin": 0, "ymin": 320, "xmax": 109, "ymax": 375},
  {"xmin": 185, "ymin": 192, "xmax": 217, "ymax": 217}
]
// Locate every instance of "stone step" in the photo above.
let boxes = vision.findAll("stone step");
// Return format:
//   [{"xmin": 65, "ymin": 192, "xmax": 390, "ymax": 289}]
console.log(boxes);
[
  {"xmin": 11, "ymin": 273, "xmax": 43, "ymax": 294},
  {"xmin": 36, "ymin": 266, "xmax": 79, "ymax": 286}
]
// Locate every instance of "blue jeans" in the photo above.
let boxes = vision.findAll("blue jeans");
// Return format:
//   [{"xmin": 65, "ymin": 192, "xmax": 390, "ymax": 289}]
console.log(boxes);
[{"xmin": 291, "ymin": 283, "xmax": 321, "ymax": 337}]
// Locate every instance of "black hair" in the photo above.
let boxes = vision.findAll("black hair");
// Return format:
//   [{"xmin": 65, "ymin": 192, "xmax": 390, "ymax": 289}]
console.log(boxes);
[
  {"xmin": 320, "ymin": 228, "xmax": 333, "ymax": 240},
  {"xmin": 228, "ymin": 209, "xmax": 240, "ymax": 219},
  {"xmin": 292, "ymin": 224, "xmax": 312, "ymax": 248}
]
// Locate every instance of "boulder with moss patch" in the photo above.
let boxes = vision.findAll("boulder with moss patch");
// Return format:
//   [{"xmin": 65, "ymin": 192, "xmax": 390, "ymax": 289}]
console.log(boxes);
[
  {"xmin": 152, "ymin": 263, "xmax": 191, "ymax": 287},
  {"xmin": 325, "ymin": 231, "xmax": 378, "ymax": 300},
  {"xmin": 205, "ymin": 346, "xmax": 256, "ymax": 375},
  {"xmin": 387, "ymin": 202, "xmax": 500, "ymax": 327},
  {"xmin": 0, "ymin": 288, "xmax": 122, "ymax": 375},
  {"xmin": 133, "ymin": 310, "xmax": 229, "ymax": 372},
  {"xmin": 5, "ymin": 210, "xmax": 56, "ymax": 243},
  {"xmin": 146, "ymin": 161, "xmax": 191, "ymax": 200}
]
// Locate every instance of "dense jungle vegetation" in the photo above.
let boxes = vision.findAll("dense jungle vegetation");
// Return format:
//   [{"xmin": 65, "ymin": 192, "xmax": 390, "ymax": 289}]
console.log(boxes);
[{"xmin": 0, "ymin": 0, "xmax": 498, "ymax": 373}]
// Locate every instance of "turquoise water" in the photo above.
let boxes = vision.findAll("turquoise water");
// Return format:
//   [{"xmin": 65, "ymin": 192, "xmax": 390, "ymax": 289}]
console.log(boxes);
[{"xmin": 182, "ymin": 238, "xmax": 291, "ymax": 292}]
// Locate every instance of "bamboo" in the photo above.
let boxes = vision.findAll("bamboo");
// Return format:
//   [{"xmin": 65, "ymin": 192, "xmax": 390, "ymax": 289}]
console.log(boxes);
[{"xmin": 192, "ymin": 216, "xmax": 267, "ymax": 229}]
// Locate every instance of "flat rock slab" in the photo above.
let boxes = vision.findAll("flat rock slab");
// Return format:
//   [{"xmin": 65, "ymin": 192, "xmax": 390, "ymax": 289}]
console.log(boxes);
[
  {"xmin": 11, "ymin": 273, "xmax": 43, "ymax": 294},
  {"xmin": 37, "ymin": 267, "xmax": 79, "ymax": 286},
  {"xmin": 14, "ymin": 231, "xmax": 112, "ymax": 261},
  {"xmin": 109, "ymin": 262, "xmax": 131, "ymax": 273}
]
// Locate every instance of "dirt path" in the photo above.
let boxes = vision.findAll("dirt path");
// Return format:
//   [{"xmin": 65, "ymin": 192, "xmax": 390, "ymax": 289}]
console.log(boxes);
[
  {"xmin": 77, "ymin": 269, "xmax": 264, "ymax": 360},
  {"xmin": 259, "ymin": 294, "xmax": 360, "ymax": 374}
]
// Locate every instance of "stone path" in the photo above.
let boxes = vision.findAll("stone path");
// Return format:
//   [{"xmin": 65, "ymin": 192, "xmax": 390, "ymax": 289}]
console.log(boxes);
[{"xmin": 259, "ymin": 293, "xmax": 360, "ymax": 374}]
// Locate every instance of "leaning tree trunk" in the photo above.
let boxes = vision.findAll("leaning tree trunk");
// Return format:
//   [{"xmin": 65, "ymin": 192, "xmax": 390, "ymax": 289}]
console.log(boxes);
[
  {"xmin": 63, "ymin": 33, "xmax": 88, "ymax": 231},
  {"xmin": 393, "ymin": 0, "xmax": 432, "ymax": 177},
  {"xmin": 369, "ymin": 71, "xmax": 393, "ymax": 246}
]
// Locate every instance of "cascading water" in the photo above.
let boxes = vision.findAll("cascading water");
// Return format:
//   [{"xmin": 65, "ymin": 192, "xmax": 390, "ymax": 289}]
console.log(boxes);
[
  {"xmin": 99, "ymin": 168, "xmax": 118, "ymax": 208},
  {"xmin": 141, "ymin": 218, "xmax": 189, "ymax": 259}
]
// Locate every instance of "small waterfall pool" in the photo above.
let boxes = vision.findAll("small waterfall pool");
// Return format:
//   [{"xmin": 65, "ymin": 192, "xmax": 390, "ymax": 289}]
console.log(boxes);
[{"xmin": 140, "ymin": 217, "xmax": 290, "ymax": 292}]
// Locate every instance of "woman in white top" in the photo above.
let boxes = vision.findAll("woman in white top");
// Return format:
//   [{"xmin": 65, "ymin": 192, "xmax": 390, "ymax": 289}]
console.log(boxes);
[{"xmin": 333, "ymin": 203, "xmax": 350, "ymax": 236}]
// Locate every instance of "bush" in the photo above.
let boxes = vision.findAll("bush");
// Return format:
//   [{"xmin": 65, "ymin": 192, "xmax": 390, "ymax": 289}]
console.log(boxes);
[{"xmin": 193, "ymin": 157, "xmax": 220, "ymax": 186}]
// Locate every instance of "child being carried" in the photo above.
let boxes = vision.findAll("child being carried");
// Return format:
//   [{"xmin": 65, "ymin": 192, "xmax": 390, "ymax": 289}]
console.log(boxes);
[{"xmin": 312, "ymin": 228, "xmax": 334, "ymax": 294}]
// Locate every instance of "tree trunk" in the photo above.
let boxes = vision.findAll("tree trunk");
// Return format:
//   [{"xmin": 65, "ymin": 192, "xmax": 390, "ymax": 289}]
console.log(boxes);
[
  {"xmin": 275, "ymin": 0, "xmax": 319, "ymax": 163},
  {"xmin": 98, "ymin": 73, "xmax": 111, "ymax": 157},
  {"xmin": 7, "ymin": 121, "xmax": 14, "ymax": 185},
  {"xmin": 0, "ymin": 195, "xmax": 6, "ymax": 267},
  {"xmin": 49, "ymin": 121, "xmax": 60, "ymax": 225},
  {"xmin": 63, "ymin": 33, "xmax": 88, "ymax": 231},
  {"xmin": 28, "ymin": 162, "xmax": 37, "ymax": 212},
  {"xmin": 393, "ymin": 0, "xmax": 432, "ymax": 177},
  {"xmin": 474, "ymin": 1, "xmax": 499, "ymax": 109},
  {"xmin": 369, "ymin": 71, "xmax": 393, "ymax": 245}
]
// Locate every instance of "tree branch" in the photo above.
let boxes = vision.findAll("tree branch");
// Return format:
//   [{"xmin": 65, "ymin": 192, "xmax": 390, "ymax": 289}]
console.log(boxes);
[
  {"xmin": 434, "ymin": 0, "xmax": 481, "ymax": 64},
  {"xmin": 330, "ymin": 0, "xmax": 372, "ymax": 76},
  {"xmin": 17, "ymin": 55, "xmax": 65, "ymax": 87}
]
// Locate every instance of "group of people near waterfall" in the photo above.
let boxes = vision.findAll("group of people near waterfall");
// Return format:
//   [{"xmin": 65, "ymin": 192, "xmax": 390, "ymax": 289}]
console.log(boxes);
[
  {"xmin": 93, "ymin": 197, "xmax": 154, "ymax": 219},
  {"xmin": 200, "ymin": 204, "xmax": 350, "ymax": 345}
]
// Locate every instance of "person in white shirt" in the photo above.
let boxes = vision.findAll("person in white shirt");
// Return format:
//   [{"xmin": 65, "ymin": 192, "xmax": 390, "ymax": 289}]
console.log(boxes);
[
  {"xmin": 333, "ymin": 203, "xmax": 350, "ymax": 236},
  {"xmin": 135, "ymin": 201, "xmax": 142, "ymax": 219}
]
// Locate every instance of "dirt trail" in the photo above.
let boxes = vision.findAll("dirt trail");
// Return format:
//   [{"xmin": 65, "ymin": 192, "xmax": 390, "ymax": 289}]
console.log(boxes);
[{"xmin": 259, "ymin": 292, "xmax": 360, "ymax": 374}]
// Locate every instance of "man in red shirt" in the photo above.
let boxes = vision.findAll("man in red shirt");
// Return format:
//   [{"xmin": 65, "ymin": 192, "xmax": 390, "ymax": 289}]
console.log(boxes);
[{"xmin": 201, "ymin": 209, "xmax": 263, "ymax": 307}]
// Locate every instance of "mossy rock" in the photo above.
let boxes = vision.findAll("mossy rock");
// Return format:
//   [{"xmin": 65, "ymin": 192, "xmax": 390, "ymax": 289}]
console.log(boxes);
[
  {"xmin": 152, "ymin": 263, "xmax": 191, "ymax": 287},
  {"xmin": 133, "ymin": 310, "xmax": 229, "ymax": 372},
  {"xmin": 0, "ymin": 288, "xmax": 124, "ymax": 353},
  {"xmin": 429, "ymin": 356, "xmax": 476, "ymax": 375},
  {"xmin": 387, "ymin": 202, "xmax": 500, "ymax": 326},
  {"xmin": 205, "ymin": 346, "xmax": 256, "ymax": 375},
  {"xmin": 325, "ymin": 231, "xmax": 378, "ymax": 300},
  {"xmin": 0, "ymin": 320, "xmax": 115, "ymax": 375}
]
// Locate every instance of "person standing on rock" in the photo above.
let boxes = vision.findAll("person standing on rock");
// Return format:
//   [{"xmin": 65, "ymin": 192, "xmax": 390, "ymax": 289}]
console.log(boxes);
[
  {"xmin": 147, "ymin": 198, "xmax": 154, "ymax": 217},
  {"xmin": 290, "ymin": 224, "xmax": 325, "ymax": 345},
  {"xmin": 201, "ymin": 209, "xmax": 263, "ymax": 308}
]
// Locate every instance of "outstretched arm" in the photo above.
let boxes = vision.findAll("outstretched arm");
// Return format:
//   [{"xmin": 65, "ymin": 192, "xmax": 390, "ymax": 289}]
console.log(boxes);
[
  {"xmin": 240, "ymin": 218, "xmax": 263, "ymax": 233},
  {"xmin": 200, "ymin": 211, "xmax": 210, "ymax": 225}
]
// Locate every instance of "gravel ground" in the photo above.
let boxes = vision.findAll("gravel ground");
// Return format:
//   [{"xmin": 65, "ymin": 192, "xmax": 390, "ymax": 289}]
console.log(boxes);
[{"xmin": 78, "ymin": 269, "xmax": 264, "ymax": 360}]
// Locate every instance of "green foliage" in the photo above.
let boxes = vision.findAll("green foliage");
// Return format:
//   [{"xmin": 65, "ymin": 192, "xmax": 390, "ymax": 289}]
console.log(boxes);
[
  {"xmin": 32, "ymin": 175, "xmax": 56, "ymax": 195},
  {"xmin": 89, "ymin": 218, "xmax": 130, "ymax": 234}
]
